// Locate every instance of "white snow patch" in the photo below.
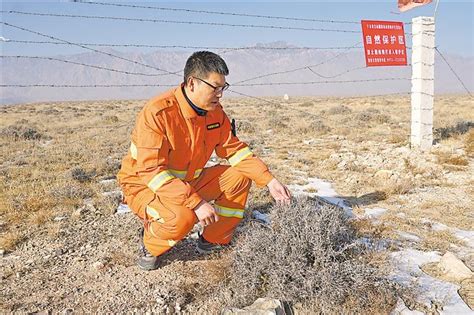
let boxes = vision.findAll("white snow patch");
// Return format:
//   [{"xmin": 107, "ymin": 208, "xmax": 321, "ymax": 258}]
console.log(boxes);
[
  {"xmin": 452, "ymin": 228, "xmax": 474, "ymax": 248},
  {"xmin": 99, "ymin": 178, "xmax": 116, "ymax": 185},
  {"xmin": 287, "ymin": 177, "xmax": 352, "ymax": 216},
  {"xmin": 390, "ymin": 249, "xmax": 472, "ymax": 314},
  {"xmin": 364, "ymin": 207, "xmax": 387, "ymax": 219},
  {"xmin": 251, "ymin": 210, "xmax": 270, "ymax": 225},
  {"xmin": 101, "ymin": 190, "xmax": 121, "ymax": 197},
  {"xmin": 205, "ymin": 153, "xmax": 219, "ymax": 167},
  {"xmin": 391, "ymin": 298, "xmax": 424, "ymax": 315},
  {"xmin": 397, "ymin": 231, "xmax": 421, "ymax": 242},
  {"xmin": 115, "ymin": 203, "xmax": 131, "ymax": 215}
]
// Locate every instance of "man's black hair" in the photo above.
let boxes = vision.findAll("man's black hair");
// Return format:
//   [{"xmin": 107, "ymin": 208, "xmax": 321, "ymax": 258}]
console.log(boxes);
[{"xmin": 184, "ymin": 51, "xmax": 229, "ymax": 84}]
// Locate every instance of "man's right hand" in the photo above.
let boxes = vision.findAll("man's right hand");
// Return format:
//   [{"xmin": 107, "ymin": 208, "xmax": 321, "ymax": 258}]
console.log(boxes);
[{"xmin": 194, "ymin": 200, "xmax": 219, "ymax": 227}]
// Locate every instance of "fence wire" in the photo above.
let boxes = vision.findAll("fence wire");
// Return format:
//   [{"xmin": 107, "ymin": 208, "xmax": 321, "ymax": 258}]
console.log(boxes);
[
  {"xmin": 1, "ymin": 10, "xmax": 361, "ymax": 33},
  {"xmin": 73, "ymin": 0, "xmax": 361, "ymax": 25}
]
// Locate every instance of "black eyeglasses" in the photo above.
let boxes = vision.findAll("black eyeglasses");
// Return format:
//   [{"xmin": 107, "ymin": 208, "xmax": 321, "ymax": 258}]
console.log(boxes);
[{"xmin": 194, "ymin": 77, "xmax": 230, "ymax": 94}]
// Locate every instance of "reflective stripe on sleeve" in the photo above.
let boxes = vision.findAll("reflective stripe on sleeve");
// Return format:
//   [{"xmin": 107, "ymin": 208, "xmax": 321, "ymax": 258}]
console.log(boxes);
[
  {"xmin": 228, "ymin": 147, "xmax": 253, "ymax": 167},
  {"xmin": 193, "ymin": 168, "xmax": 203, "ymax": 179},
  {"xmin": 169, "ymin": 168, "xmax": 203, "ymax": 181},
  {"xmin": 130, "ymin": 142, "xmax": 138, "ymax": 160},
  {"xmin": 214, "ymin": 204, "xmax": 245, "ymax": 219},
  {"xmin": 169, "ymin": 169, "xmax": 187, "ymax": 180},
  {"xmin": 147, "ymin": 170, "xmax": 175, "ymax": 192}
]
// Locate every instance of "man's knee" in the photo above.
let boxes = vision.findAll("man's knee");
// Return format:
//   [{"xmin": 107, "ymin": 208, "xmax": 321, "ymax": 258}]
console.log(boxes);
[{"xmin": 166, "ymin": 207, "xmax": 196, "ymax": 240}]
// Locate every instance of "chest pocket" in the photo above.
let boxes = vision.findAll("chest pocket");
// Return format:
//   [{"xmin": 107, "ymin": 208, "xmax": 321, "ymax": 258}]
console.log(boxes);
[
  {"xmin": 205, "ymin": 122, "xmax": 221, "ymax": 148},
  {"xmin": 137, "ymin": 131, "xmax": 164, "ymax": 170}
]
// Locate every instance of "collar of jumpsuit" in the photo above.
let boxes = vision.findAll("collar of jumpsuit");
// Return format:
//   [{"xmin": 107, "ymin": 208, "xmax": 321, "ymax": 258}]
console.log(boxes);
[
  {"xmin": 181, "ymin": 85, "xmax": 208, "ymax": 117},
  {"xmin": 174, "ymin": 83, "xmax": 213, "ymax": 120}
]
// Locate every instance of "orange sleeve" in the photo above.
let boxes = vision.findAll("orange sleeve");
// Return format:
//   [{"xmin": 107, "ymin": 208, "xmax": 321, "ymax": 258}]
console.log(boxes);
[
  {"xmin": 134, "ymin": 107, "xmax": 202, "ymax": 210},
  {"xmin": 215, "ymin": 112, "xmax": 274, "ymax": 187}
]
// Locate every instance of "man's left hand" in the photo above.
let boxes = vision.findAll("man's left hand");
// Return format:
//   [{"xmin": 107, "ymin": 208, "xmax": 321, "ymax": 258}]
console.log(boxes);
[{"xmin": 267, "ymin": 178, "xmax": 291, "ymax": 205}]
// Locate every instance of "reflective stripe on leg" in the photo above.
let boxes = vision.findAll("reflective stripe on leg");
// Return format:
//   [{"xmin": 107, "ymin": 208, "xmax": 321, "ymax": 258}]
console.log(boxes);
[{"xmin": 146, "ymin": 205, "xmax": 165, "ymax": 223}]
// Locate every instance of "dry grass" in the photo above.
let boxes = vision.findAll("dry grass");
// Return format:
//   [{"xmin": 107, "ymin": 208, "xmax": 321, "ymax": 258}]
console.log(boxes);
[
  {"xmin": 0, "ymin": 100, "xmax": 136, "ymax": 252},
  {"xmin": 419, "ymin": 230, "xmax": 466, "ymax": 252},
  {"xmin": 435, "ymin": 151, "xmax": 469, "ymax": 166},
  {"xmin": 465, "ymin": 129, "xmax": 474, "ymax": 156},
  {"xmin": 0, "ymin": 94, "xmax": 472, "ymax": 312},
  {"xmin": 0, "ymin": 231, "xmax": 24, "ymax": 252}
]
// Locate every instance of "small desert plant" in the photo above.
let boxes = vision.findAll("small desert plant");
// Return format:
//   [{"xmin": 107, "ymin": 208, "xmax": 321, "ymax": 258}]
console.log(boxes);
[
  {"xmin": 355, "ymin": 109, "xmax": 391, "ymax": 124},
  {"xmin": 49, "ymin": 181, "xmax": 94, "ymax": 200},
  {"xmin": 223, "ymin": 197, "xmax": 400, "ymax": 313},
  {"xmin": 0, "ymin": 124, "xmax": 43, "ymax": 141},
  {"xmin": 266, "ymin": 116, "xmax": 287, "ymax": 130},
  {"xmin": 295, "ymin": 119, "xmax": 331, "ymax": 135},
  {"xmin": 236, "ymin": 120, "xmax": 255, "ymax": 133},
  {"xmin": 104, "ymin": 115, "xmax": 119, "ymax": 123},
  {"xmin": 434, "ymin": 121, "xmax": 474, "ymax": 140},
  {"xmin": 71, "ymin": 167, "xmax": 96, "ymax": 183},
  {"xmin": 327, "ymin": 104, "xmax": 352, "ymax": 115},
  {"xmin": 300, "ymin": 101, "xmax": 314, "ymax": 107}
]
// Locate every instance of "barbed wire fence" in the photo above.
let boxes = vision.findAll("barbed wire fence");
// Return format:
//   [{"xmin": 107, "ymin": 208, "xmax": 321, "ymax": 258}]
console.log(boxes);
[{"xmin": 1, "ymin": 3, "xmax": 472, "ymax": 133}]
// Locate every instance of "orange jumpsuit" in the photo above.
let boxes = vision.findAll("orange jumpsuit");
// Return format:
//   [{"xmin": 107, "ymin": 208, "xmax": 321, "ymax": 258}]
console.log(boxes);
[{"xmin": 117, "ymin": 84, "xmax": 273, "ymax": 257}]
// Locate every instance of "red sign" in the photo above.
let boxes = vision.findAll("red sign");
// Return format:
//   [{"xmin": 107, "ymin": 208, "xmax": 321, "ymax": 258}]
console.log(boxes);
[
  {"xmin": 361, "ymin": 20, "xmax": 407, "ymax": 67},
  {"xmin": 398, "ymin": 0, "xmax": 432, "ymax": 12}
]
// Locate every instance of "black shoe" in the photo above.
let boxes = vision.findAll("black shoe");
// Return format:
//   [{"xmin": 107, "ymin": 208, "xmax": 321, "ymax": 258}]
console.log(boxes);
[
  {"xmin": 137, "ymin": 227, "xmax": 160, "ymax": 271},
  {"xmin": 196, "ymin": 234, "xmax": 225, "ymax": 254}
]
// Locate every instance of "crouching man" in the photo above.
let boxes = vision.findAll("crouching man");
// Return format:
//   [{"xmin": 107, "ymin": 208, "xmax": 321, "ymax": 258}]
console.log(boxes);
[{"xmin": 117, "ymin": 51, "xmax": 291, "ymax": 271}]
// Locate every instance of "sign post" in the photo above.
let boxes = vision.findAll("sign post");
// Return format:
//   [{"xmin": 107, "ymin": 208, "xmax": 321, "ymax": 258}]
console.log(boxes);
[{"xmin": 410, "ymin": 16, "xmax": 435, "ymax": 151}]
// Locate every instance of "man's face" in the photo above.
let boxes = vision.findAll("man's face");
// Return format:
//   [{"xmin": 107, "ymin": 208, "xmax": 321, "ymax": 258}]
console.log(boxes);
[{"xmin": 189, "ymin": 72, "xmax": 227, "ymax": 111}]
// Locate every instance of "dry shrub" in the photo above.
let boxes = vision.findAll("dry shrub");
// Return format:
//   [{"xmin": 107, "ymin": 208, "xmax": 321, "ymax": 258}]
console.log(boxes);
[
  {"xmin": 0, "ymin": 124, "xmax": 44, "ymax": 141},
  {"xmin": 236, "ymin": 120, "xmax": 255, "ymax": 133},
  {"xmin": 71, "ymin": 167, "xmax": 96, "ymax": 183},
  {"xmin": 295, "ymin": 119, "xmax": 331, "ymax": 135},
  {"xmin": 223, "ymin": 197, "xmax": 400, "ymax": 313},
  {"xmin": 104, "ymin": 115, "xmax": 119, "ymax": 123},
  {"xmin": 266, "ymin": 116, "xmax": 287, "ymax": 130},
  {"xmin": 300, "ymin": 101, "xmax": 314, "ymax": 107},
  {"xmin": 355, "ymin": 109, "xmax": 391, "ymax": 124},
  {"xmin": 49, "ymin": 181, "xmax": 94, "ymax": 200},
  {"xmin": 327, "ymin": 104, "xmax": 352, "ymax": 115},
  {"xmin": 434, "ymin": 121, "xmax": 474, "ymax": 140}
]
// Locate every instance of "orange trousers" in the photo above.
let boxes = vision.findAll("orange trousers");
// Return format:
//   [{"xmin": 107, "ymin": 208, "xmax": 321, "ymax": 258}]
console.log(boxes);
[{"xmin": 127, "ymin": 165, "xmax": 251, "ymax": 257}]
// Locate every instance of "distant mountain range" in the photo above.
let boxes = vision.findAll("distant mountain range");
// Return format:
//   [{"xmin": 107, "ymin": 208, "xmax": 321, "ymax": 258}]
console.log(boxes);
[{"xmin": 1, "ymin": 42, "xmax": 473, "ymax": 105}]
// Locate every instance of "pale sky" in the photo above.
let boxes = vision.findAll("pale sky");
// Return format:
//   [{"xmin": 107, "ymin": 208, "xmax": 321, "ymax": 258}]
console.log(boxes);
[{"xmin": 1, "ymin": 1, "xmax": 473, "ymax": 57}]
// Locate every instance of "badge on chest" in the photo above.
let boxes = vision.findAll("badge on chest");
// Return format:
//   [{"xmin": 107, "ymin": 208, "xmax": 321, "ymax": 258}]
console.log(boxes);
[{"xmin": 207, "ymin": 123, "xmax": 220, "ymax": 130}]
